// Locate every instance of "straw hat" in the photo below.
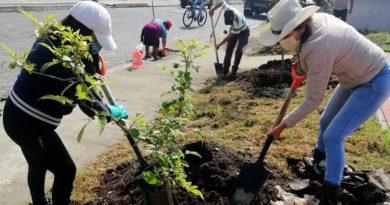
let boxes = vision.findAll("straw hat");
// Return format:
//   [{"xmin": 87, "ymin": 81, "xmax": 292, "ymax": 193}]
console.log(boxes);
[{"xmin": 259, "ymin": 0, "xmax": 319, "ymax": 46}]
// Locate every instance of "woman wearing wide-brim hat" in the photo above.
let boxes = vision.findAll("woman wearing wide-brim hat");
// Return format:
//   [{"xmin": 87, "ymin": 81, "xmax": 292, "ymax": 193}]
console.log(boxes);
[{"xmin": 262, "ymin": 0, "xmax": 390, "ymax": 204}]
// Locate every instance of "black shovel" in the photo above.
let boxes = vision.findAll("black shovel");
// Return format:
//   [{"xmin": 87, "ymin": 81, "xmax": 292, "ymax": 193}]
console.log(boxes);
[
  {"xmin": 98, "ymin": 54, "xmax": 178, "ymax": 205},
  {"xmin": 210, "ymin": 14, "xmax": 225, "ymax": 77},
  {"xmin": 227, "ymin": 60, "xmax": 307, "ymax": 205}
]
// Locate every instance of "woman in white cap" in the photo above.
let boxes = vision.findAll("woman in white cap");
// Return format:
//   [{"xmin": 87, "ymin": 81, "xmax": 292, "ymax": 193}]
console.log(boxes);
[
  {"xmin": 262, "ymin": 0, "xmax": 390, "ymax": 204},
  {"xmin": 3, "ymin": 1, "xmax": 127, "ymax": 204}
]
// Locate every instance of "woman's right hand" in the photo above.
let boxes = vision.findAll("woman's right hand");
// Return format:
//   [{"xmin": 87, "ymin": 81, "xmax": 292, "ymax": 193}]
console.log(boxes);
[{"xmin": 267, "ymin": 122, "xmax": 287, "ymax": 139}]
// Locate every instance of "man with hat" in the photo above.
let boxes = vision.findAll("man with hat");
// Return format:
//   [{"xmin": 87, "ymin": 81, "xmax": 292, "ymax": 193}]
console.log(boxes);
[
  {"xmin": 262, "ymin": 0, "xmax": 390, "ymax": 204},
  {"xmin": 209, "ymin": 1, "xmax": 250, "ymax": 80}
]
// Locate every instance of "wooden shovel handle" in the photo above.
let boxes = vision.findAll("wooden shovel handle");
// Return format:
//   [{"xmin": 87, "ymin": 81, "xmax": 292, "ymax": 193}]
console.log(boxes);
[{"xmin": 257, "ymin": 59, "xmax": 307, "ymax": 164}]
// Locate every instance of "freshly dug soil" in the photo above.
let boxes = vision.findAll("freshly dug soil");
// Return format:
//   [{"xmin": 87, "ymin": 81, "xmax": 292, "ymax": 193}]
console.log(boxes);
[
  {"xmin": 237, "ymin": 58, "xmax": 294, "ymax": 99},
  {"xmin": 80, "ymin": 59, "xmax": 346, "ymax": 205},
  {"xmin": 84, "ymin": 141, "xmax": 288, "ymax": 205}
]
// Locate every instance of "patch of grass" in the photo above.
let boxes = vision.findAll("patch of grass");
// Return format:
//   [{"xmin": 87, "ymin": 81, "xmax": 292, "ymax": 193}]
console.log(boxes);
[
  {"xmin": 188, "ymin": 80, "xmax": 390, "ymax": 176},
  {"xmin": 71, "ymin": 141, "xmax": 134, "ymax": 203},
  {"xmin": 366, "ymin": 32, "xmax": 390, "ymax": 51},
  {"xmin": 244, "ymin": 116, "xmax": 258, "ymax": 127},
  {"xmin": 72, "ymin": 76, "xmax": 390, "ymax": 203}
]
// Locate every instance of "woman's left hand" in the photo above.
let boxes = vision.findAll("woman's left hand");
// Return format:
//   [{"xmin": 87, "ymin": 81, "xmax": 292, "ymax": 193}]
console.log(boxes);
[{"xmin": 267, "ymin": 122, "xmax": 287, "ymax": 139}]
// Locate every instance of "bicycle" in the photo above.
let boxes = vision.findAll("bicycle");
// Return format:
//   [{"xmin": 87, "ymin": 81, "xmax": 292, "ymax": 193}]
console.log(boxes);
[{"xmin": 182, "ymin": 5, "xmax": 208, "ymax": 27}]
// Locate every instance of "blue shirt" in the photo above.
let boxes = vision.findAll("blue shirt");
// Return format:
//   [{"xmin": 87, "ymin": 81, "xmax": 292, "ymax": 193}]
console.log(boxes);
[{"xmin": 153, "ymin": 19, "xmax": 168, "ymax": 39}]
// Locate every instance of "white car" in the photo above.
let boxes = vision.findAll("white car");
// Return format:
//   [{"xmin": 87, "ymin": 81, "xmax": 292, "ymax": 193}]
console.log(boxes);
[{"xmin": 180, "ymin": 0, "xmax": 214, "ymax": 9}]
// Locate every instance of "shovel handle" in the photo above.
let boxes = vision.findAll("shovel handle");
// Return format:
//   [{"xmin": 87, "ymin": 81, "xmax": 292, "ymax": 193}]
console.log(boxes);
[
  {"xmin": 98, "ymin": 55, "xmax": 149, "ymax": 169},
  {"xmin": 256, "ymin": 135, "xmax": 273, "ymax": 164},
  {"xmin": 210, "ymin": 15, "xmax": 220, "ymax": 63},
  {"xmin": 257, "ymin": 59, "xmax": 307, "ymax": 164}
]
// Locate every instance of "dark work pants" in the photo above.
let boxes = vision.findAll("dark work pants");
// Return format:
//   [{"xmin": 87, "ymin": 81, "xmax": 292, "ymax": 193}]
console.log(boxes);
[
  {"xmin": 333, "ymin": 9, "xmax": 348, "ymax": 22},
  {"xmin": 3, "ymin": 98, "xmax": 76, "ymax": 205},
  {"xmin": 223, "ymin": 28, "xmax": 250, "ymax": 75}
]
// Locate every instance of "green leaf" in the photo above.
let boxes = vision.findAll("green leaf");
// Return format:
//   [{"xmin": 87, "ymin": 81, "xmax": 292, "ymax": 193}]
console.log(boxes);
[
  {"xmin": 40, "ymin": 61, "xmax": 60, "ymax": 73},
  {"xmin": 20, "ymin": 10, "xmax": 40, "ymax": 27},
  {"xmin": 143, "ymin": 171, "xmax": 159, "ymax": 185},
  {"xmin": 190, "ymin": 187, "xmax": 204, "ymax": 200},
  {"xmin": 185, "ymin": 150, "xmax": 202, "ymax": 158},
  {"xmin": 95, "ymin": 113, "xmax": 107, "ymax": 135},
  {"xmin": 75, "ymin": 84, "xmax": 91, "ymax": 101},
  {"xmin": 77, "ymin": 119, "xmax": 91, "ymax": 142},
  {"xmin": 24, "ymin": 63, "xmax": 36, "ymax": 73},
  {"xmin": 129, "ymin": 128, "xmax": 140, "ymax": 138},
  {"xmin": 39, "ymin": 95, "xmax": 73, "ymax": 105},
  {"xmin": 61, "ymin": 81, "xmax": 79, "ymax": 96},
  {"xmin": 2, "ymin": 44, "xmax": 16, "ymax": 58},
  {"xmin": 62, "ymin": 55, "xmax": 72, "ymax": 62}
]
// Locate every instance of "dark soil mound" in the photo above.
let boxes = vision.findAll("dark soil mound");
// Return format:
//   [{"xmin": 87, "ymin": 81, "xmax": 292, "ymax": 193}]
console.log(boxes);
[
  {"xmin": 86, "ymin": 141, "xmax": 287, "ymax": 205},
  {"xmin": 237, "ymin": 59, "xmax": 293, "ymax": 99}
]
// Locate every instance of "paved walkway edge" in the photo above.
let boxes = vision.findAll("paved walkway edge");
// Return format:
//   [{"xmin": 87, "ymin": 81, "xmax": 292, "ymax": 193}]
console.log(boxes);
[{"xmin": 0, "ymin": 3, "xmax": 168, "ymax": 12}]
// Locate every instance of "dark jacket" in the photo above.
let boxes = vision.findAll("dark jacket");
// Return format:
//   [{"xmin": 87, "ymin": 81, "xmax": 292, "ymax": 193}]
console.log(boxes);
[{"xmin": 10, "ymin": 35, "xmax": 103, "ymax": 127}]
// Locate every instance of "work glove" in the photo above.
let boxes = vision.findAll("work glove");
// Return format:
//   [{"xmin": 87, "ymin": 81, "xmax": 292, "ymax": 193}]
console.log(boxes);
[{"xmin": 107, "ymin": 104, "xmax": 129, "ymax": 120}]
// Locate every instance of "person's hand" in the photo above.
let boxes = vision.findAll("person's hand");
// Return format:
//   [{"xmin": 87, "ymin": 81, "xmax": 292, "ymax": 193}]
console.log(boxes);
[
  {"xmin": 107, "ymin": 104, "xmax": 129, "ymax": 120},
  {"xmin": 216, "ymin": 43, "xmax": 221, "ymax": 50},
  {"xmin": 267, "ymin": 122, "xmax": 287, "ymax": 139}
]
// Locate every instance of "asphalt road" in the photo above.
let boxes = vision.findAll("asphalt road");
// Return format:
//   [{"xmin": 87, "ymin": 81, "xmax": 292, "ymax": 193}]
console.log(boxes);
[
  {"xmin": 0, "ymin": 4, "xmax": 263, "ymax": 98},
  {"xmin": 0, "ymin": 5, "xmax": 266, "ymax": 204}
]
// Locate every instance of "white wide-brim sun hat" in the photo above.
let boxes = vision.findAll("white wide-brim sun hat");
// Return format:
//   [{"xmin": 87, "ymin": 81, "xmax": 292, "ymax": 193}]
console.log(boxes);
[
  {"xmin": 259, "ymin": 0, "xmax": 319, "ymax": 46},
  {"xmin": 70, "ymin": 1, "xmax": 117, "ymax": 50}
]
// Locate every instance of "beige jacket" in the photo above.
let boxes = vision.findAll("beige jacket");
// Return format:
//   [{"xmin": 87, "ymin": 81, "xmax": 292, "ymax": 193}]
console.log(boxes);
[{"xmin": 283, "ymin": 13, "xmax": 387, "ymax": 127}]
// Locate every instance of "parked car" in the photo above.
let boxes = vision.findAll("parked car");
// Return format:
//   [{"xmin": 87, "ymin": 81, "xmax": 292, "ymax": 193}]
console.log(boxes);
[
  {"xmin": 180, "ymin": 0, "xmax": 214, "ymax": 9},
  {"xmin": 243, "ymin": 0, "xmax": 277, "ymax": 17}
]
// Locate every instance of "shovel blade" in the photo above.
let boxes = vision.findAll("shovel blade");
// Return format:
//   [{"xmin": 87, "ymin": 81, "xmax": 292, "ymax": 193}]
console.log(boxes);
[
  {"xmin": 228, "ymin": 163, "xmax": 272, "ymax": 205},
  {"xmin": 214, "ymin": 63, "xmax": 224, "ymax": 77}
]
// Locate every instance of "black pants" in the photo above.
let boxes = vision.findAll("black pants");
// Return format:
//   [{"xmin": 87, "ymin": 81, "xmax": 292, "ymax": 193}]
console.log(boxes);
[
  {"xmin": 3, "ymin": 98, "xmax": 76, "ymax": 205},
  {"xmin": 223, "ymin": 28, "xmax": 250, "ymax": 75},
  {"xmin": 333, "ymin": 9, "xmax": 348, "ymax": 22}
]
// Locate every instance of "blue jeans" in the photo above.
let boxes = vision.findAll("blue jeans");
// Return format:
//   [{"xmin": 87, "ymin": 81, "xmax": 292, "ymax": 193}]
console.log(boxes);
[{"xmin": 316, "ymin": 63, "xmax": 390, "ymax": 185}]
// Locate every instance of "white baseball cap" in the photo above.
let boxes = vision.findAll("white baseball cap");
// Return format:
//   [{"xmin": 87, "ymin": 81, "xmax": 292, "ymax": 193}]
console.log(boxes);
[
  {"xmin": 259, "ymin": 0, "xmax": 319, "ymax": 46},
  {"xmin": 70, "ymin": 1, "xmax": 117, "ymax": 50}
]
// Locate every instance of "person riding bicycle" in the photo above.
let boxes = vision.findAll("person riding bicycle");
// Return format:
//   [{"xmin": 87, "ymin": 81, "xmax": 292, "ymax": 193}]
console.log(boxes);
[{"xmin": 190, "ymin": 0, "xmax": 206, "ymax": 20}]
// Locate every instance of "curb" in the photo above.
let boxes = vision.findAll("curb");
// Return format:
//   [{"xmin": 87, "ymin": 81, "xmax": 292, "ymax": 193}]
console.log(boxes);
[
  {"xmin": 0, "ymin": 2, "xmax": 244, "ymax": 12},
  {"xmin": 0, "ymin": 4, "xmax": 74, "ymax": 12},
  {"xmin": 0, "ymin": 3, "xmax": 166, "ymax": 12}
]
